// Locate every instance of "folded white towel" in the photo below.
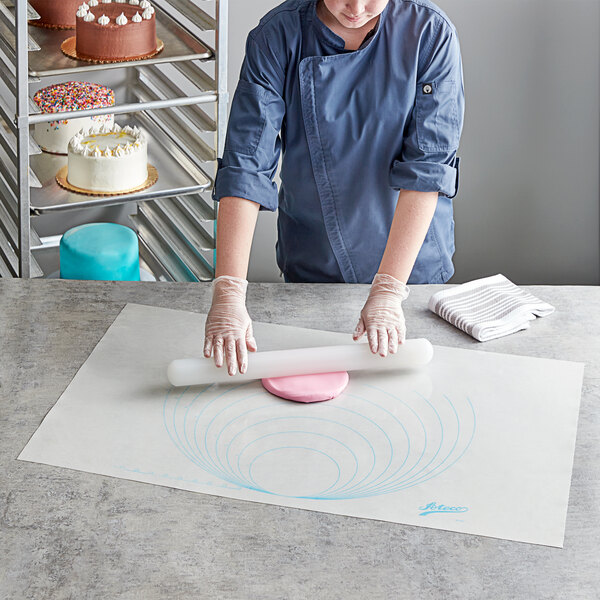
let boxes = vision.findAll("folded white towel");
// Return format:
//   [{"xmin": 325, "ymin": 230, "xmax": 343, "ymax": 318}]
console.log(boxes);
[{"xmin": 428, "ymin": 274, "xmax": 555, "ymax": 341}]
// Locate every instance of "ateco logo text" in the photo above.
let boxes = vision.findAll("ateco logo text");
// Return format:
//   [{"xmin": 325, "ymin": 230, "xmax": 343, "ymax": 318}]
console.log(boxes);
[{"xmin": 418, "ymin": 502, "xmax": 468, "ymax": 516}]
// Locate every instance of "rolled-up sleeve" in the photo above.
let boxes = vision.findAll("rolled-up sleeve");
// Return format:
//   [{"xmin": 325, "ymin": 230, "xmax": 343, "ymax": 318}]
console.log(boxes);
[
  {"xmin": 213, "ymin": 33, "xmax": 286, "ymax": 211},
  {"xmin": 390, "ymin": 18, "xmax": 465, "ymax": 199}
]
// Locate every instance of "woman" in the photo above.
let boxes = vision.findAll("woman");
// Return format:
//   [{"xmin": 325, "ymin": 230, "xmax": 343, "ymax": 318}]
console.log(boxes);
[{"xmin": 204, "ymin": 0, "xmax": 464, "ymax": 375}]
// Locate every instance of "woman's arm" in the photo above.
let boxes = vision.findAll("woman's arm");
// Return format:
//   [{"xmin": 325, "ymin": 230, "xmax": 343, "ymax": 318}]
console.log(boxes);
[
  {"xmin": 353, "ymin": 189, "xmax": 438, "ymax": 356},
  {"xmin": 203, "ymin": 197, "xmax": 260, "ymax": 376},
  {"xmin": 378, "ymin": 189, "xmax": 438, "ymax": 281},
  {"xmin": 215, "ymin": 196, "xmax": 261, "ymax": 278},
  {"xmin": 206, "ymin": 26, "xmax": 286, "ymax": 375}
]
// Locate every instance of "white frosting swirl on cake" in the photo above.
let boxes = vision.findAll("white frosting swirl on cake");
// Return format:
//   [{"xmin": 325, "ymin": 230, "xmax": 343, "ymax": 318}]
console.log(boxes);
[
  {"xmin": 79, "ymin": 0, "xmax": 152, "ymax": 27},
  {"xmin": 69, "ymin": 122, "xmax": 146, "ymax": 158}
]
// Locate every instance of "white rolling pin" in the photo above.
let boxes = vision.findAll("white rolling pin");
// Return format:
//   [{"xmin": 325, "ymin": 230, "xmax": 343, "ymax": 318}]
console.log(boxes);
[{"xmin": 167, "ymin": 338, "xmax": 433, "ymax": 387}]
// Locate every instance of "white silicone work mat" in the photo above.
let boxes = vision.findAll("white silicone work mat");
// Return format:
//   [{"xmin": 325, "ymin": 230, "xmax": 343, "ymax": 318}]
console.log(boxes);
[{"xmin": 19, "ymin": 303, "xmax": 584, "ymax": 547}]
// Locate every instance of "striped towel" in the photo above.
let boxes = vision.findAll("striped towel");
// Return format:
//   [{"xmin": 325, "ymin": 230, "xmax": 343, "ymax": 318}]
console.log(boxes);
[{"xmin": 428, "ymin": 274, "xmax": 555, "ymax": 341}]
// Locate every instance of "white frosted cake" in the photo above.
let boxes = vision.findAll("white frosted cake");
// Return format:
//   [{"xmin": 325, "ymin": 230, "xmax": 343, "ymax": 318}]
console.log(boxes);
[
  {"xmin": 67, "ymin": 123, "xmax": 148, "ymax": 193},
  {"xmin": 33, "ymin": 82, "xmax": 115, "ymax": 154}
]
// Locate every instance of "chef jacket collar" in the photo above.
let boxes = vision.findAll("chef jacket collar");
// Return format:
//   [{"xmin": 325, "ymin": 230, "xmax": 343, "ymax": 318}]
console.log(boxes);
[{"xmin": 309, "ymin": 0, "xmax": 389, "ymax": 53}]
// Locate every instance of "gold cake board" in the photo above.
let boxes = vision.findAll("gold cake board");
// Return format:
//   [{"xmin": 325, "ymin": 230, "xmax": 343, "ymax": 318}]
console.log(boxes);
[
  {"xmin": 28, "ymin": 21, "xmax": 74, "ymax": 31},
  {"xmin": 56, "ymin": 164, "xmax": 158, "ymax": 196},
  {"xmin": 61, "ymin": 37, "xmax": 164, "ymax": 64}
]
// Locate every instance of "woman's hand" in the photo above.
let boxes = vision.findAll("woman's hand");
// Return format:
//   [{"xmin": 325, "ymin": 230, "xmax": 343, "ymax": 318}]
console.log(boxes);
[
  {"xmin": 204, "ymin": 275, "xmax": 257, "ymax": 375},
  {"xmin": 353, "ymin": 273, "xmax": 410, "ymax": 356}
]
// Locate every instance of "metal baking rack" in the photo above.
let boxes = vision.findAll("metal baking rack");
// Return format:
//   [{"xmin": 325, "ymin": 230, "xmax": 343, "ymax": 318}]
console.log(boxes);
[{"xmin": 0, "ymin": 0, "xmax": 227, "ymax": 280}]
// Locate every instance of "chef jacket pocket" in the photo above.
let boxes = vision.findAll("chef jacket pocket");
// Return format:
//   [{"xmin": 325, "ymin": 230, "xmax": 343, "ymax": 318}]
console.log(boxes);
[
  {"xmin": 415, "ymin": 80, "xmax": 459, "ymax": 153},
  {"xmin": 224, "ymin": 80, "xmax": 268, "ymax": 156}
]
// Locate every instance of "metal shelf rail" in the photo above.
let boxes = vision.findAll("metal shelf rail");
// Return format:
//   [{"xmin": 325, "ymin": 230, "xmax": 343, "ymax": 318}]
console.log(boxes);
[{"xmin": 0, "ymin": 0, "xmax": 227, "ymax": 280}]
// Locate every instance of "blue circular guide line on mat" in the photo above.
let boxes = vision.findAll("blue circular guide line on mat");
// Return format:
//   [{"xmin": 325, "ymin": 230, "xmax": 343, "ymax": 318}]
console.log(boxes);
[
  {"xmin": 342, "ymin": 395, "xmax": 477, "ymax": 499},
  {"xmin": 358, "ymin": 388, "xmax": 448, "ymax": 496},
  {"xmin": 237, "ymin": 429, "xmax": 358, "ymax": 495},
  {"xmin": 163, "ymin": 381, "xmax": 477, "ymax": 500},
  {"xmin": 331, "ymin": 392, "xmax": 414, "ymax": 495},
  {"xmin": 248, "ymin": 446, "xmax": 342, "ymax": 498},
  {"xmin": 319, "ymin": 400, "xmax": 398, "ymax": 495},
  {"xmin": 353, "ymin": 391, "xmax": 457, "ymax": 497},
  {"xmin": 164, "ymin": 386, "xmax": 215, "ymax": 474},
  {"xmin": 208, "ymin": 393, "xmax": 267, "ymax": 484},
  {"xmin": 184, "ymin": 385, "xmax": 246, "ymax": 478},
  {"xmin": 194, "ymin": 384, "xmax": 263, "ymax": 486},
  {"xmin": 367, "ymin": 395, "xmax": 478, "ymax": 497},
  {"xmin": 225, "ymin": 414, "xmax": 375, "ymax": 493}
]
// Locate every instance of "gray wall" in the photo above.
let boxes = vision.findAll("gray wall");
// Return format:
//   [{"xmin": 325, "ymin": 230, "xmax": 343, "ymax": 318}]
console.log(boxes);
[{"xmin": 228, "ymin": 0, "xmax": 600, "ymax": 285}]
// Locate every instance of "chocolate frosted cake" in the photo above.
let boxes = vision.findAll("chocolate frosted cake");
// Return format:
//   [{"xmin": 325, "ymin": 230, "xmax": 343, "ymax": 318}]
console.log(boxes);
[
  {"xmin": 75, "ymin": 0, "xmax": 157, "ymax": 61},
  {"xmin": 29, "ymin": 0, "xmax": 81, "ymax": 29}
]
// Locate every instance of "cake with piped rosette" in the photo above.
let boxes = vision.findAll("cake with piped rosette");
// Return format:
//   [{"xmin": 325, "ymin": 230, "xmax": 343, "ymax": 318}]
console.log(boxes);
[
  {"xmin": 75, "ymin": 0, "xmax": 157, "ymax": 61},
  {"xmin": 29, "ymin": 0, "xmax": 81, "ymax": 29},
  {"xmin": 67, "ymin": 123, "xmax": 149, "ymax": 193}
]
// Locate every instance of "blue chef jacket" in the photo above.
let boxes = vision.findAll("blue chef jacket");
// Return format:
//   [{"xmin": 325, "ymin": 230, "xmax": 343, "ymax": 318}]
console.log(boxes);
[{"xmin": 214, "ymin": 0, "xmax": 465, "ymax": 283}]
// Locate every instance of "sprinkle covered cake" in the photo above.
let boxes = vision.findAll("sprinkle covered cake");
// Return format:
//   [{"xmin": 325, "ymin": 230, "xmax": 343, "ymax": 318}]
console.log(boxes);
[
  {"xmin": 29, "ymin": 0, "xmax": 81, "ymax": 29},
  {"xmin": 75, "ymin": 0, "xmax": 158, "ymax": 61},
  {"xmin": 67, "ymin": 123, "xmax": 148, "ymax": 193},
  {"xmin": 33, "ymin": 82, "xmax": 115, "ymax": 155}
]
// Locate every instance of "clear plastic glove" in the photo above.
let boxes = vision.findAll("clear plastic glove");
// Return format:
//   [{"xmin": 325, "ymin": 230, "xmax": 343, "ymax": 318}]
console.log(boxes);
[
  {"xmin": 203, "ymin": 275, "xmax": 257, "ymax": 375},
  {"xmin": 352, "ymin": 273, "xmax": 410, "ymax": 357}
]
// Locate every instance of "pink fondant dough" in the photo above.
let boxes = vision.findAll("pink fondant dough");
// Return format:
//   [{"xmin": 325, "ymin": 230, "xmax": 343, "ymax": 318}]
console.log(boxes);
[{"xmin": 261, "ymin": 371, "xmax": 350, "ymax": 403}]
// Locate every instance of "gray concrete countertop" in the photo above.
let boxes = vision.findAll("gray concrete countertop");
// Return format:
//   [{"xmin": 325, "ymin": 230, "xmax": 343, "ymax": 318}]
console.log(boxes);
[{"xmin": 1, "ymin": 280, "xmax": 598, "ymax": 600}]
